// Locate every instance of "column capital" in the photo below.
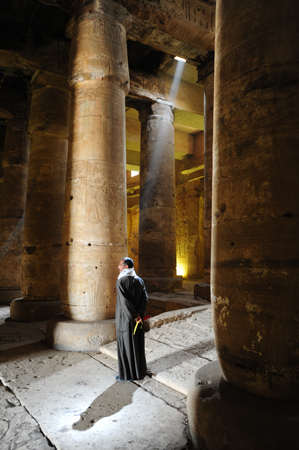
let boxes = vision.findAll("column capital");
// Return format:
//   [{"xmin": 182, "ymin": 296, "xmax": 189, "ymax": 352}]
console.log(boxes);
[
  {"xmin": 138, "ymin": 100, "xmax": 174, "ymax": 124},
  {"xmin": 68, "ymin": 0, "xmax": 130, "ymax": 93}
]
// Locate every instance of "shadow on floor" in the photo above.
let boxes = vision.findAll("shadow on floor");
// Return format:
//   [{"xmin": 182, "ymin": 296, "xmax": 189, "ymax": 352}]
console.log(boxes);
[{"xmin": 73, "ymin": 380, "xmax": 139, "ymax": 431}]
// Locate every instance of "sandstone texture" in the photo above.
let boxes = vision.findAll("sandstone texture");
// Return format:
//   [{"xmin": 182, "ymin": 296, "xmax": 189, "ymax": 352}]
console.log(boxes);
[
  {"xmin": 60, "ymin": 0, "xmax": 130, "ymax": 322},
  {"xmin": 212, "ymin": 0, "xmax": 299, "ymax": 401},
  {"xmin": 0, "ymin": 300, "xmax": 216, "ymax": 449}
]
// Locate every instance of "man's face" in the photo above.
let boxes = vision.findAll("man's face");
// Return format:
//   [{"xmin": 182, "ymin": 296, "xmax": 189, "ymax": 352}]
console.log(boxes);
[{"xmin": 118, "ymin": 259, "xmax": 128, "ymax": 273}]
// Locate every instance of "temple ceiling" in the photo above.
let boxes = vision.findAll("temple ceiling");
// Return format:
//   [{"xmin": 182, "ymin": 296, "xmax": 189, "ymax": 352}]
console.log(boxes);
[{"xmin": 0, "ymin": 0, "xmax": 213, "ymax": 162}]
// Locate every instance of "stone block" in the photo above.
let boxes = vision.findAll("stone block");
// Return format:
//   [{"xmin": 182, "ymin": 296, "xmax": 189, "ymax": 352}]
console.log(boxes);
[
  {"xmin": 187, "ymin": 361, "xmax": 299, "ymax": 450},
  {"xmin": 0, "ymin": 289, "xmax": 22, "ymax": 305},
  {"xmin": 143, "ymin": 277, "xmax": 183, "ymax": 293},
  {"xmin": 46, "ymin": 314, "xmax": 116, "ymax": 351},
  {"xmin": 10, "ymin": 298, "xmax": 62, "ymax": 322},
  {"xmin": 194, "ymin": 282, "xmax": 210, "ymax": 301},
  {"xmin": 144, "ymin": 304, "xmax": 210, "ymax": 331}
]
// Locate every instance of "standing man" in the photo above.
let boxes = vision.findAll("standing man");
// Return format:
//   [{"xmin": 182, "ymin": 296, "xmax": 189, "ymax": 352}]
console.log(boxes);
[{"xmin": 116, "ymin": 257, "xmax": 148, "ymax": 381}]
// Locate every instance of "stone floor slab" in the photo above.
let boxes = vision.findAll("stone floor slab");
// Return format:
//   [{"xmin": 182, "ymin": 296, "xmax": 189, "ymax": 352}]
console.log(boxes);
[
  {"xmin": 153, "ymin": 357, "xmax": 211, "ymax": 395},
  {"xmin": 2, "ymin": 356, "xmax": 187, "ymax": 450},
  {"xmin": 0, "ymin": 291, "xmax": 216, "ymax": 450},
  {"xmin": 0, "ymin": 381, "xmax": 53, "ymax": 450}
]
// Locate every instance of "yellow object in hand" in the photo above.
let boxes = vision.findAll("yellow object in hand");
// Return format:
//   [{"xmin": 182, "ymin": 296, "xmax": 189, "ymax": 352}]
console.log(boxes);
[{"xmin": 133, "ymin": 320, "xmax": 143, "ymax": 335}]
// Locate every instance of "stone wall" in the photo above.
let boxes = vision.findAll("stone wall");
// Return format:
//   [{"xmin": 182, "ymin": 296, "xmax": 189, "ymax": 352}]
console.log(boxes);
[
  {"xmin": 127, "ymin": 206, "xmax": 139, "ymax": 272},
  {"xmin": 176, "ymin": 176, "xmax": 204, "ymax": 279}
]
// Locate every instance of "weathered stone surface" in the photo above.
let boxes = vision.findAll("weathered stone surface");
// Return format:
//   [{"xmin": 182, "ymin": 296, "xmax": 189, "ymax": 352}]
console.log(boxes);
[
  {"xmin": 46, "ymin": 314, "xmax": 116, "ymax": 351},
  {"xmin": 0, "ymin": 119, "xmax": 30, "ymax": 295},
  {"xmin": 144, "ymin": 304, "xmax": 210, "ymax": 331},
  {"xmin": 139, "ymin": 102, "xmax": 179, "ymax": 286},
  {"xmin": 176, "ymin": 176, "xmax": 204, "ymax": 279},
  {"xmin": 0, "ymin": 290, "xmax": 22, "ymax": 306},
  {"xmin": 0, "ymin": 316, "xmax": 188, "ymax": 450},
  {"xmin": 121, "ymin": 0, "xmax": 215, "ymax": 53},
  {"xmin": 10, "ymin": 298, "xmax": 62, "ymax": 323},
  {"xmin": 18, "ymin": 71, "xmax": 70, "ymax": 310},
  {"xmin": 60, "ymin": 0, "xmax": 129, "ymax": 323},
  {"xmin": 0, "ymin": 381, "xmax": 53, "ymax": 450},
  {"xmin": 146, "ymin": 294, "xmax": 206, "ymax": 318},
  {"xmin": 212, "ymin": 0, "xmax": 299, "ymax": 401},
  {"xmin": 203, "ymin": 72, "xmax": 213, "ymax": 284},
  {"xmin": 154, "ymin": 356, "xmax": 209, "ymax": 395},
  {"xmin": 129, "ymin": 70, "xmax": 204, "ymax": 115},
  {"xmin": 188, "ymin": 363, "xmax": 299, "ymax": 450},
  {"xmin": 194, "ymin": 282, "xmax": 210, "ymax": 301},
  {"xmin": 143, "ymin": 277, "xmax": 183, "ymax": 293},
  {"xmin": 101, "ymin": 306, "xmax": 216, "ymax": 396}
]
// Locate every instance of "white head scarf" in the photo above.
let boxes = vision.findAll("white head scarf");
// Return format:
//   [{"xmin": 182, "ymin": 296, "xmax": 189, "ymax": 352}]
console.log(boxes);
[{"xmin": 118, "ymin": 267, "xmax": 137, "ymax": 280}]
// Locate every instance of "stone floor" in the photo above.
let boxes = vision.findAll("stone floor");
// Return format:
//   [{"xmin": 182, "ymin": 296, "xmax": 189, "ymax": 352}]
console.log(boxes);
[{"xmin": 0, "ymin": 286, "xmax": 216, "ymax": 450}]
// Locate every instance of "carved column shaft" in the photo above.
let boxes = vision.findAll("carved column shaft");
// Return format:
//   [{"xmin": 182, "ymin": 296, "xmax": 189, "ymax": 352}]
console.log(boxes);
[
  {"xmin": 138, "ymin": 102, "xmax": 181, "ymax": 292},
  {"xmin": 212, "ymin": 0, "xmax": 299, "ymax": 401},
  {"xmin": 60, "ymin": 0, "xmax": 130, "ymax": 322},
  {"xmin": 10, "ymin": 72, "xmax": 70, "ymax": 321},
  {"xmin": 188, "ymin": 2, "xmax": 299, "ymax": 449},
  {"xmin": 0, "ymin": 119, "xmax": 30, "ymax": 302},
  {"xmin": 203, "ymin": 73, "xmax": 214, "ymax": 285}
]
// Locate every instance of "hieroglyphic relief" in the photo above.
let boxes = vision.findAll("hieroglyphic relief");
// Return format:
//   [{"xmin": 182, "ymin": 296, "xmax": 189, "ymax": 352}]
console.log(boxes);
[
  {"xmin": 85, "ymin": 162, "xmax": 126, "ymax": 225},
  {"xmin": 160, "ymin": 0, "xmax": 213, "ymax": 30}
]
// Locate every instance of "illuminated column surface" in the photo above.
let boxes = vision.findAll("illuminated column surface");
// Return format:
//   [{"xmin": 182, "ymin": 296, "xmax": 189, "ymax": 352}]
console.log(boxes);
[
  {"xmin": 188, "ymin": 0, "xmax": 299, "ymax": 448},
  {"xmin": 46, "ymin": 0, "xmax": 130, "ymax": 350},
  {"xmin": 10, "ymin": 72, "xmax": 70, "ymax": 321},
  {"xmin": 138, "ymin": 102, "xmax": 182, "ymax": 293},
  {"xmin": 0, "ymin": 119, "xmax": 30, "ymax": 305}
]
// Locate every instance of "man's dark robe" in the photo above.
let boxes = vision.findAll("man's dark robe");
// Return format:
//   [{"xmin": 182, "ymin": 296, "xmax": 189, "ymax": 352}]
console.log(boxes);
[{"xmin": 116, "ymin": 274, "xmax": 148, "ymax": 381}]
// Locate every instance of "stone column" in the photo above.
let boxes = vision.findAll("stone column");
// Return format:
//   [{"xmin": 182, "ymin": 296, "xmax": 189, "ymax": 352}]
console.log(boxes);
[
  {"xmin": 188, "ymin": 0, "xmax": 299, "ymax": 448},
  {"xmin": 46, "ymin": 0, "xmax": 130, "ymax": 351},
  {"xmin": 138, "ymin": 102, "xmax": 182, "ymax": 293},
  {"xmin": 10, "ymin": 72, "xmax": 70, "ymax": 321},
  {"xmin": 203, "ymin": 73, "xmax": 214, "ymax": 285},
  {"xmin": 0, "ymin": 119, "xmax": 30, "ymax": 305},
  {"xmin": 193, "ymin": 74, "xmax": 214, "ymax": 301}
]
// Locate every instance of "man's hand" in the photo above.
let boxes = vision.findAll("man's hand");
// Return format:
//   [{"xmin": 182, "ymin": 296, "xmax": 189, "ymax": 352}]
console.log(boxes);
[{"xmin": 135, "ymin": 315, "xmax": 142, "ymax": 323}]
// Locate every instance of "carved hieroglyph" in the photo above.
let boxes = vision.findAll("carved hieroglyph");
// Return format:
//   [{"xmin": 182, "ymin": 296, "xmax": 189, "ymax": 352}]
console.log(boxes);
[
  {"xmin": 61, "ymin": 0, "xmax": 129, "ymax": 321},
  {"xmin": 122, "ymin": 0, "xmax": 215, "ymax": 54}
]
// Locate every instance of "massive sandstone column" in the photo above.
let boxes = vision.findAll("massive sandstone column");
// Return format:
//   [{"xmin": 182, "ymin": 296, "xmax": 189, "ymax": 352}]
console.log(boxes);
[
  {"xmin": 10, "ymin": 72, "xmax": 70, "ymax": 321},
  {"xmin": 203, "ymin": 73, "xmax": 213, "ymax": 285},
  {"xmin": 188, "ymin": 1, "xmax": 299, "ymax": 448},
  {"xmin": 0, "ymin": 119, "xmax": 30, "ymax": 305},
  {"xmin": 194, "ymin": 73, "xmax": 214, "ymax": 301},
  {"xmin": 138, "ymin": 102, "xmax": 182, "ymax": 292},
  {"xmin": 46, "ymin": 0, "xmax": 130, "ymax": 350}
]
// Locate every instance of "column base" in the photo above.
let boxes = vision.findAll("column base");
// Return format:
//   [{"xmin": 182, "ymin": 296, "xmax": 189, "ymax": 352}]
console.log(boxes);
[
  {"xmin": 10, "ymin": 298, "xmax": 62, "ymax": 322},
  {"xmin": 194, "ymin": 282, "xmax": 210, "ymax": 301},
  {"xmin": 0, "ymin": 289, "xmax": 22, "ymax": 305},
  {"xmin": 46, "ymin": 314, "xmax": 116, "ymax": 351},
  {"xmin": 187, "ymin": 361, "xmax": 299, "ymax": 450},
  {"xmin": 143, "ymin": 277, "xmax": 183, "ymax": 293}
]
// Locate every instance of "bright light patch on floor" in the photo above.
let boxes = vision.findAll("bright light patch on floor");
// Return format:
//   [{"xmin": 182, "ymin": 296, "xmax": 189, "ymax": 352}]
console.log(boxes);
[
  {"xmin": 131, "ymin": 170, "xmax": 139, "ymax": 177},
  {"xmin": 174, "ymin": 56, "xmax": 186, "ymax": 62},
  {"xmin": 176, "ymin": 262, "xmax": 187, "ymax": 277}
]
